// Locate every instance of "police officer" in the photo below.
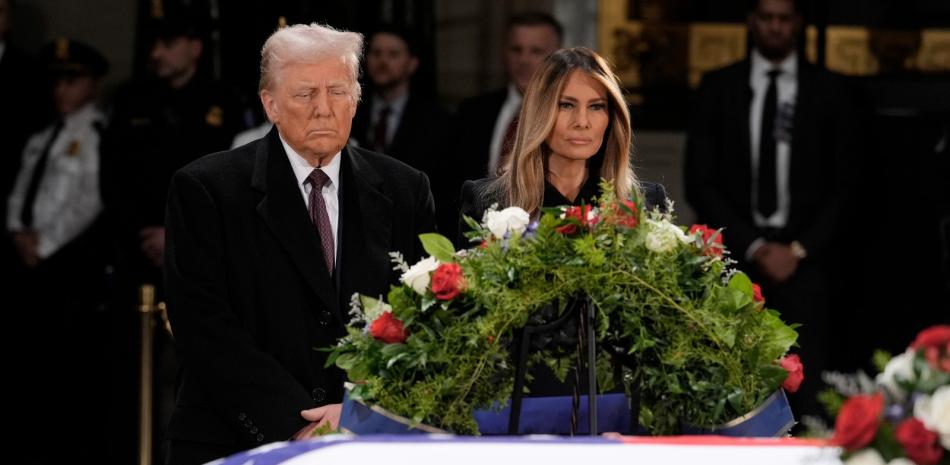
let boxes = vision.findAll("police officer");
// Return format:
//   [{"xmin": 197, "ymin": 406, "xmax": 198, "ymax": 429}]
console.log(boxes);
[
  {"xmin": 103, "ymin": 12, "xmax": 245, "ymax": 282},
  {"xmin": 6, "ymin": 38, "xmax": 112, "ymax": 464}
]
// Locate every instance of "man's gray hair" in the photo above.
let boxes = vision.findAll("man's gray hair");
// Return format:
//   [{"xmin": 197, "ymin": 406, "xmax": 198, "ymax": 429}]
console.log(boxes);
[{"xmin": 259, "ymin": 23, "xmax": 364, "ymax": 102}]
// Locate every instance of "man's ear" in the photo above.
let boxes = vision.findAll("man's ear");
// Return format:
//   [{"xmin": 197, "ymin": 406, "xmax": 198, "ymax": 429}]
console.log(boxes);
[
  {"xmin": 188, "ymin": 38, "xmax": 204, "ymax": 62},
  {"xmin": 408, "ymin": 56, "xmax": 419, "ymax": 76},
  {"xmin": 260, "ymin": 90, "xmax": 278, "ymax": 123}
]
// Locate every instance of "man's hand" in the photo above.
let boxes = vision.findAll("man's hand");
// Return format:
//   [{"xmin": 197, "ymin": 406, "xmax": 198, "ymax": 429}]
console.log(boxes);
[
  {"xmin": 12, "ymin": 231, "xmax": 40, "ymax": 268},
  {"xmin": 753, "ymin": 242, "xmax": 799, "ymax": 283},
  {"xmin": 139, "ymin": 226, "xmax": 166, "ymax": 268},
  {"xmin": 293, "ymin": 403, "xmax": 342, "ymax": 440}
]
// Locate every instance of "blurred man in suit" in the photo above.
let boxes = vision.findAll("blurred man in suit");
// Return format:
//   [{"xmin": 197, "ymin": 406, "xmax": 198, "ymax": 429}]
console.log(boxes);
[
  {"xmin": 352, "ymin": 26, "xmax": 449, "ymax": 228},
  {"xmin": 685, "ymin": 0, "xmax": 857, "ymax": 418},
  {"xmin": 353, "ymin": 25, "xmax": 447, "ymax": 169},
  {"xmin": 447, "ymin": 12, "xmax": 562, "ymax": 227},
  {"xmin": 163, "ymin": 23, "xmax": 436, "ymax": 464}
]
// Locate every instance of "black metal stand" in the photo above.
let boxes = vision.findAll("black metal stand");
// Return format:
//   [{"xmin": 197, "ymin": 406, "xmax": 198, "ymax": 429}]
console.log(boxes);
[
  {"xmin": 507, "ymin": 296, "xmax": 599, "ymax": 436},
  {"xmin": 585, "ymin": 297, "xmax": 597, "ymax": 436},
  {"xmin": 604, "ymin": 346, "xmax": 641, "ymax": 434}
]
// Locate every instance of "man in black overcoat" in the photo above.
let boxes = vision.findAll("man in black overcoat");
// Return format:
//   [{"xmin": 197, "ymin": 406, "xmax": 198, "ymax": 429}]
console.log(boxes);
[{"xmin": 163, "ymin": 23, "xmax": 436, "ymax": 465}]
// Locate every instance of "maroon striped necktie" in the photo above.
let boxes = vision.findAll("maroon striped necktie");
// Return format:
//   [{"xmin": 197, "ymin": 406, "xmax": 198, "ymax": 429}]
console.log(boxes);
[{"xmin": 306, "ymin": 169, "xmax": 334, "ymax": 272}]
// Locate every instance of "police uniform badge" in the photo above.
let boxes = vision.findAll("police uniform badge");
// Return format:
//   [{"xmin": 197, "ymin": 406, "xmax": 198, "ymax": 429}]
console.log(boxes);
[
  {"xmin": 205, "ymin": 105, "xmax": 223, "ymax": 127},
  {"xmin": 66, "ymin": 140, "xmax": 81, "ymax": 156}
]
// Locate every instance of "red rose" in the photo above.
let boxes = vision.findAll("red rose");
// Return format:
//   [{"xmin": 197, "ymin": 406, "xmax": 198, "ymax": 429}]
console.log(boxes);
[
  {"xmin": 557, "ymin": 205, "xmax": 596, "ymax": 235},
  {"xmin": 369, "ymin": 311, "xmax": 408, "ymax": 344},
  {"xmin": 779, "ymin": 354, "xmax": 804, "ymax": 393},
  {"xmin": 911, "ymin": 325, "xmax": 950, "ymax": 350},
  {"xmin": 912, "ymin": 325, "xmax": 950, "ymax": 372},
  {"xmin": 831, "ymin": 394, "xmax": 883, "ymax": 451},
  {"xmin": 923, "ymin": 345, "xmax": 950, "ymax": 372},
  {"xmin": 895, "ymin": 418, "xmax": 944, "ymax": 465},
  {"xmin": 688, "ymin": 224, "xmax": 723, "ymax": 256},
  {"xmin": 751, "ymin": 283, "xmax": 765, "ymax": 304},
  {"xmin": 555, "ymin": 224, "xmax": 578, "ymax": 235},
  {"xmin": 615, "ymin": 200, "xmax": 638, "ymax": 228},
  {"xmin": 431, "ymin": 263, "xmax": 465, "ymax": 301}
]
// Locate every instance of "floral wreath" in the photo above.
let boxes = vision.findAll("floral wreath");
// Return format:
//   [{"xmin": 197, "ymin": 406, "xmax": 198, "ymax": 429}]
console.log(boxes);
[{"xmin": 329, "ymin": 181, "xmax": 803, "ymax": 435}]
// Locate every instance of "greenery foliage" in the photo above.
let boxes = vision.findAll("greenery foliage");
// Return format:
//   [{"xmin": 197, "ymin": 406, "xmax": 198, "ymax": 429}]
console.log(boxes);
[{"xmin": 328, "ymin": 181, "xmax": 799, "ymax": 435}]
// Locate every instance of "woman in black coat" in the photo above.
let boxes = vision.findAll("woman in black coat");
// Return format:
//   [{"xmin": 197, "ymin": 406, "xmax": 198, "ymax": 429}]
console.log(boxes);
[
  {"xmin": 456, "ymin": 48, "xmax": 667, "ymax": 406},
  {"xmin": 458, "ymin": 47, "xmax": 666, "ymax": 246}
]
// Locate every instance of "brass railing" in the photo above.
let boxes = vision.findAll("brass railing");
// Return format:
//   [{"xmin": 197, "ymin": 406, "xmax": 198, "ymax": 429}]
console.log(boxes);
[{"xmin": 137, "ymin": 284, "xmax": 171, "ymax": 465}]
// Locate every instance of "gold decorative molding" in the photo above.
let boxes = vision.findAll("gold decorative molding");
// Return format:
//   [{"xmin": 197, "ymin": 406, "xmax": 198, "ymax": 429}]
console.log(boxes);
[
  {"xmin": 917, "ymin": 29, "xmax": 950, "ymax": 73},
  {"xmin": 598, "ymin": 0, "xmax": 949, "ymax": 82},
  {"xmin": 606, "ymin": 22, "xmax": 646, "ymax": 88},
  {"xmin": 826, "ymin": 26, "xmax": 950, "ymax": 75},
  {"xmin": 687, "ymin": 23, "xmax": 747, "ymax": 87}
]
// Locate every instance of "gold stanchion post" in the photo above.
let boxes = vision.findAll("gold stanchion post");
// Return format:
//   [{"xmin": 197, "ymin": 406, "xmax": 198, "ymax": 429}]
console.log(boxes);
[{"xmin": 138, "ymin": 284, "xmax": 156, "ymax": 465}]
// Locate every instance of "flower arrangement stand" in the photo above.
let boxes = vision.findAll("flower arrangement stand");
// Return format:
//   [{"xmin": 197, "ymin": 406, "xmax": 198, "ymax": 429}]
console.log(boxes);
[{"xmin": 508, "ymin": 296, "xmax": 600, "ymax": 436}]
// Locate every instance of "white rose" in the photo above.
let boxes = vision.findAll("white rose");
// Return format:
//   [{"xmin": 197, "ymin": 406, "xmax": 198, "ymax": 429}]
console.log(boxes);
[
  {"xmin": 644, "ymin": 219, "xmax": 691, "ymax": 253},
  {"xmin": 485, "ymin": 206, "xmax": 531, "ymax": 239},
  {"xmin": 914, "ymin": 385, "xmax": 950, "ymax": 449},
  {"xmin": 844, "ymin": 449, "xmax": 886, "ymax": 465},
  {"xmin": 876, "ymin": 349, "xmax": 916, "ymax": 400},
  {"xmin": 400, "ymin": 256, "xmax": 439, "ymax": 295},
  {"xmin": 585, "ymin": 207, "xmax": 599, "ymax": 223}
]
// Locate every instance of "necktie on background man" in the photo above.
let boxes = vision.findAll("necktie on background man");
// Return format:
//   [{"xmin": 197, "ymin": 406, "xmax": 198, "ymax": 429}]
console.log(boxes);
[
  {"xmin": 20, "ymin": 119, "xmax": 65, "ymax": 228},
  {"xmin": 496, "ymin": 113, "xmax": 520, "ymax": 175},
  {"xmin": 306, "ymin": 169, "xmax": 335, "ymax": 273},
  {"xmin": 372, "ymin": 106, "xmax": 391, "ymax": 153},
  {"xmin": 757, "ymin": 69, "xmax": 781, "ymax": 218}
]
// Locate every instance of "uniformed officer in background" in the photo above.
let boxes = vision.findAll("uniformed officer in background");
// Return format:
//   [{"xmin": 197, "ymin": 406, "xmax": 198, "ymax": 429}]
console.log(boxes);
[
  {"xmin": 102, "ymin": 10, "xmax": 245, "ymax": 283},
  {"xmin": 6, "ymin": 38, "xmax": 112, "ymax": 465},
  {"xmin": 100, "ymin": 10, "xmax": 247, "ymax": 464}
]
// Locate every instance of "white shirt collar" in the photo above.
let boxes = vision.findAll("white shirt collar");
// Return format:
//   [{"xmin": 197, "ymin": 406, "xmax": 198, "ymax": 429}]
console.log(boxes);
[
  {"xmin": 63, "ymin": 102, "xmax": 102, "ymax": 128},
  {"xmin": 279, "ymin": 135, "xmax": 342, "ymax": 191},
  {"xmin": 751, "ymin": 48, "xmax": 797, "ymax": 79},
  {"xmin": 505, "ymin": 82, "xmax": 523, "ymax": 107}
]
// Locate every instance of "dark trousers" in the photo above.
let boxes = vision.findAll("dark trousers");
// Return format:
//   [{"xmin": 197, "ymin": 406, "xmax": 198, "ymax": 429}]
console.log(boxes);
[
  {"xmin": 746, "ymin": 259, "xmax": 831, "ymax": 421},
  {"xmin": 7, "ymin": 229, "xmax": 111, "ymax": 464}
]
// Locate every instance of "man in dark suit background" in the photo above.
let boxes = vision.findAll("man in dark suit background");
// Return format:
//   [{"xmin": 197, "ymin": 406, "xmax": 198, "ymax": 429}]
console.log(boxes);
[
  {"xmin": 352, "ymin": 25, "xmax": 447, "ymax": 171},
  {"xmin": 351, "ymin": 25, "xmax": 449, "ymax": 228},
  {"xmin": 685, "ymin": 0, "xmax": 857, "ymax": 419},
  {"xmin": 447, "ymin": 12, "xmax": 562, "ymax": 227},
  {"xmin": 163, "ymin": 23, "xmax": 436, "ymax": 465}
]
